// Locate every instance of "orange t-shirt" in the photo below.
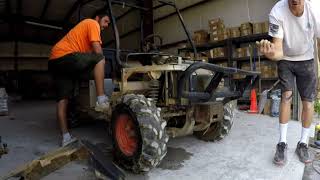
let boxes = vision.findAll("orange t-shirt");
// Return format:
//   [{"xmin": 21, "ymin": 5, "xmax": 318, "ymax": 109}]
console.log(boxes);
[{"xmin": 49, "ymin": 19, "xmax": 102, "ymax": 60}]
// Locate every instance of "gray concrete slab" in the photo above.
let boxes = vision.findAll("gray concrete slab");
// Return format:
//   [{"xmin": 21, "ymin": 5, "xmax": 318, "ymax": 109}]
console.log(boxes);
[{"xmin": 0, "ymin": 101, "xmax": 313, "ymax": 180}]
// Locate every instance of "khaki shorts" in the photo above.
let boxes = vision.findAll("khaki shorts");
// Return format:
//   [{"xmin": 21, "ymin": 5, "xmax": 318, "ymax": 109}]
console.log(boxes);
[{"xmin": 48, "ymin": 53, "xmax": 104, "ymax": 101}]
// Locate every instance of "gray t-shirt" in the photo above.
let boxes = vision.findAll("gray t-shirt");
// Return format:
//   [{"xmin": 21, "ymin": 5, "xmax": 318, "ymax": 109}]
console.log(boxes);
[{"xmin": 269, "ymin": 0, "xmax": 320, "ymax": 61}]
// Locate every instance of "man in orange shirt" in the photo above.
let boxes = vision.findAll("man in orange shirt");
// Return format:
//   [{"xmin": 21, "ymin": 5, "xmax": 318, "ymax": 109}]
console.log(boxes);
[{"xmin": 49, "ymin": 14, "xmax": 110, "ymax": 146}]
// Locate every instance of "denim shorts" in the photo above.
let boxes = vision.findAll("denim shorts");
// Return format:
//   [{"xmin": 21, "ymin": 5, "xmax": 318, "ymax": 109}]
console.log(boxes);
[{"xmin": 277, "ymin": 59, "xmax": 317, "ymax": 102}]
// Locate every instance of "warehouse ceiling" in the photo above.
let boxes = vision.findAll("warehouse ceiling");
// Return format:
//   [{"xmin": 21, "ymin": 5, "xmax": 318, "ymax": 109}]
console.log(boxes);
[
  {"xmin": 0, "ymin": 0, "xmax": 208, "ymax": 45},
  {"xmin": 0, "ymin": 0, "xmax": 142, "ymax": 45}
]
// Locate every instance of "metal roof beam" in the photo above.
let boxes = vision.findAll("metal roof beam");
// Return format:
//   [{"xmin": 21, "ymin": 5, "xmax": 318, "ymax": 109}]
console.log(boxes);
[
  {"xmin": 40, "ymin": 0, "xmax": 52, "ymax": 19},
  {"xmin": 64, "ymin": 0, "xmax": 82, "ymax": 24}
]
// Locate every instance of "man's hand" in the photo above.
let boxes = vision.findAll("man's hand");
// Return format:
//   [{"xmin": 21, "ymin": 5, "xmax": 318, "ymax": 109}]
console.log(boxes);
[
  {"xmin": 256, "ymin": 38, "xmax": 283, "ymax": 61},
  {"xmin": 257, "ymin": 39, "xmax": 276, "ymax": 56}
]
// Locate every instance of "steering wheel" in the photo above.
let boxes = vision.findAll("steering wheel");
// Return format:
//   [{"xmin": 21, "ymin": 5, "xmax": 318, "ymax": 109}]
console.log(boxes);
[{"xmin": 142, "ymin": 34, "xmax": 163, "ymax": 52}]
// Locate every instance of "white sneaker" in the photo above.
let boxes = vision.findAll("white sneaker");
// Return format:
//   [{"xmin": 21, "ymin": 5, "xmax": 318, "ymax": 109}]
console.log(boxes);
[
  {"xmin": 95, "ymin": 101, "xmax": 110, "ymax": 112},
  {"xmin": 61, "ymin": 137, "xmax": 78, "ymax": 147}
]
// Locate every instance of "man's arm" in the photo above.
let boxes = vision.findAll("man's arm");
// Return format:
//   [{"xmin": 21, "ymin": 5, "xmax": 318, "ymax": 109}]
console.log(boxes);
[
  {"xmin": 257, "ymin": 38, "xmax": 283, "ymax": 61},
  {"xmin": 92, "ymin": 41, "xmax": 103, "ymax": 54}
]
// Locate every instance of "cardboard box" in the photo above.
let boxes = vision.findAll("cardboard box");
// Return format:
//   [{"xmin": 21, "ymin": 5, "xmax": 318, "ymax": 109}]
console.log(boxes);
[
  {"xmin": 210, "ymin": 34, "xmax": 228, "ymax": 42},
  {"xmin": 207, "ymin": 48, "xmax": 225, "ymax": 58},
  {"xmin": 235, "ymin": 47, "xmax": 251, "ymax": 58},
  {"xmin": 209, "ymin": 24, "xmax": 225, "ymax": 32},
  {"xmin": 193, "ymin": 30, "xmax": 209, "ymax": 44},
  {"xmin": 209, "ymin": 28, "xmax": 229, "ymax": 36},
  {"xmin": 208, "ymin": 18, "xmax": 225, "ymax": 33},
  {"xmin": 229, "ymin": 27, "xmax": 241, "ymax": 38},
  {"xmin": 240, "ymin": 22, "xmax": 253, "ymax": 30},
  {"xmin": 208, "ymin": 18, "xmax": 223, "ymax": 26},
  {"xmin": 262, "ymin": 22, "xmax": 269, "ymax": 33},
  {"xmin": 260, "ymin": 61, "xmax": 278, "ymax": 78},
  {"xmin": 241, "ymin": 28, "xmax": 253, "ymax": 36},
  {"xmin": 216, "ymin": 62, "xmax": 228, "ymax": 67},
  {"xmin": 253, "ymin": 22, "xmax": 269, "ymax": 34},
  {"xmin": 253, "ymin": 23, "xmax": 263, "ymax": 34}
]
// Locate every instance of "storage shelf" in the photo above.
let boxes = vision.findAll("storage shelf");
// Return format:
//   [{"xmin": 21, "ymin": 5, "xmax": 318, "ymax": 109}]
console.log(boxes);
[
  {"xmin": 233, "ymin": 56, "xmax": 268, "ymax": 62},
  {"xmin": 208, "ymin": 57, "xmax": 228, "ymax": 63},
  {"xmin": 178, "ymin": 32, "xmax": 276, "ymax": 96},
  {"xmin": 260, "ymin": 77, "xmax": 278, "ymax": 81},
  {"xmin": 179, "ymin": 33, "xmax": 270, "ymax": 52},
  {"xmin": 208, "ymin": 56, "xmax": 269, "ymax": 63},
  {"xmin": 232, "ymin": 33, "xmax": 270, "ymax": 44}
]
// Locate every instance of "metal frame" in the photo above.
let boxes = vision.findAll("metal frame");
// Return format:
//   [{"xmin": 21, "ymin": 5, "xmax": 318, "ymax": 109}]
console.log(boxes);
[
  {"xmin": 105, "ymin": 0, "xmax": 198, "ymax": 69},
  {"xmin": 177, "ymin": 62, "xmax": 259, "ymax": 103}
]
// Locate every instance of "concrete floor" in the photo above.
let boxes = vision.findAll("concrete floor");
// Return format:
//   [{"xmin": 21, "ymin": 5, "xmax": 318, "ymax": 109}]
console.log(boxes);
[{"xmin": 0, "ymin": 100, "xmax": 317, "ymax": 180}]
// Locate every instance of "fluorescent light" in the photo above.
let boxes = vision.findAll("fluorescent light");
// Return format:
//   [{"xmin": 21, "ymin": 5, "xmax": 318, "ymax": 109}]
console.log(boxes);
[{"xmin": 25, "ymin": 21, "xmax": 63, "ymax": 30}]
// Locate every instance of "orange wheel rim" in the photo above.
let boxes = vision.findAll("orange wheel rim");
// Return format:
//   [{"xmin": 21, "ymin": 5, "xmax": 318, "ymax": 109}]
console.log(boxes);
[{"xmin": 115, "ymin": 114, "xmax": 138, "ymax": 156}]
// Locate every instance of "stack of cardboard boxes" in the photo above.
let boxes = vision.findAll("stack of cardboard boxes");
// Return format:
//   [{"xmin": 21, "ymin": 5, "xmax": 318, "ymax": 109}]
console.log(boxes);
[
  {"xmin": 235, "ymin": 47, "xmax": 251, "ymax": 58},
  {"xmin": 208, "ymin": 18, "xmax": 229, "ymax": 42},
  {"xmin": 233, "ymin": 63, "xmax": 256, "ymax": 79},
  {"xmin": 240, "ymin": 22, "xmax": 253, "ymax": 36},
  {"xmin": 260, "ymin": 61, "xmax": 278, "ymax": 78},
  {"xmin": 253, "ymin": 22, "xmax": 269, "ymax": 34},
  {"xmin": 192, "ymin": 30, "xmax": 209, "ymax": 45},
  {"xmin": 233, "ymin": 61, "xmax": 278, "ymax": 79},
  {"xmin": 229, "ymin": 27, "xmax": 241, "ymax": 38},
  {"xmin": 207, "ymin": 47, "xmax": 225, "ymax": 58}
]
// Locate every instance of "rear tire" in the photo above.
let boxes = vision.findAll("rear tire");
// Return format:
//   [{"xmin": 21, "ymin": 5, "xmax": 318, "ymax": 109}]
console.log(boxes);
[
  {"xmin": 194, "ymin": 100, "xmax": 236, "ymax": 141},
  {"xmin": 111, "ymin": 94, "xmax": 169, "ymax": 173}
]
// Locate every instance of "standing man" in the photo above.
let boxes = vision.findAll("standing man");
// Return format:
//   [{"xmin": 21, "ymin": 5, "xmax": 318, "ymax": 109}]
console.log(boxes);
[
  {"xmin": 258, "ymin": 0, "xmax": 320, "ymax": 165},
  {"xmin": 49, "ymin": 14, "xmax": 111, "ymax": 146}
]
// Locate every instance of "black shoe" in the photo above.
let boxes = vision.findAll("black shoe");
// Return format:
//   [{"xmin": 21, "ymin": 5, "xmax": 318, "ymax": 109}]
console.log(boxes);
[
  {"xmin": 273, "ymin": 142, "xmax": 287, "ymax": 166},
  {"xmin": 295, "ymin": 142, "xmax": 312, "ymax": 164}
]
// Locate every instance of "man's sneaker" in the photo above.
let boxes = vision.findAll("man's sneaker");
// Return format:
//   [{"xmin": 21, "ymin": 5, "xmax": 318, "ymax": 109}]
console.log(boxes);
[
  {"xmin": 95, "ymin": 101, "xmax": 110, "ymax": 112},
  {"xmin": 273, "ymin": 142, "xmax": 288, "ymax": 166},
  {"xmin": 61, "ymin": 137, "xmax": 78, "ymax": 147},
  {"xmin": 295, "ymin": 142, "xmax": 312, "ymax": 164}
]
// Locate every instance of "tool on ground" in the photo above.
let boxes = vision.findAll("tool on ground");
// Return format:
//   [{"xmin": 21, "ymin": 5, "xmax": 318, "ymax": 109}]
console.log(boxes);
[
  {"xmin": 1, "ymin": 139, "xmax": 126, "ymax": 180},
  {"xmin": 258, "ymin": 80, "xmax": 280, "ymax": 114},
  {"xmin": 0, "ymin": 136, "xmax": 8, "ymax": 158},
  {"xmin": 81, "ymin": 140, "xmax": 126, "ymax": 180}
]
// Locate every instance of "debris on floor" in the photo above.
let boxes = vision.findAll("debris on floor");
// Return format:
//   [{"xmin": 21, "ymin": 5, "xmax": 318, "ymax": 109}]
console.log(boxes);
[
  {"xmin": 0, "ymin": 88, "xmax": 9, "ymax": 116},
  {"xmin": 1, "ymin": 140, "xmax": 125, "ymax": 180},
  {"xmin": 303, "ymin": 137, "xmax": 320, "ymax": 179},
  {"xmin": 0, "ymin": 136, "xmax": 8, "ymax": 158}
]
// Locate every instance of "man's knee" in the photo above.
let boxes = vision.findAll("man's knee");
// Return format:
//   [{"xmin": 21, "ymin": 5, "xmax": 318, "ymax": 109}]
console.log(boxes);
[
  {"xmin": 97, "ymin": 59, "xmax": 105, "ymax": 65},
  {"xmin": 302, "ymin": 101, "xmax": 313, "ymax": 111},
  {"xmin": 281, "ymin": 91, "xmax": 293, "ymax": 103}
]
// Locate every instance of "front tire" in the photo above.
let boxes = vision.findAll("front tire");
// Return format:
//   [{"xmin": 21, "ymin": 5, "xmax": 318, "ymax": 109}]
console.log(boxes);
[{"xmin": 111, "ymin": 94, "xmax": 169, "ymax": 173}]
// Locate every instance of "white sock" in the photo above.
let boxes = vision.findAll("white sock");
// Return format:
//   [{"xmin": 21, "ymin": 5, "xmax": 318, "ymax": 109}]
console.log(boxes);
[
  {"xmin": 300, "ymin": 127, "xmax": 310, "ymax": 144},
  {"xmin": 63, "ymin": 132, "xmax": 72, "ymax": 141},
  {"xmin": 279, "ymin": 123, "xmax": 288, "ymax": 143},
  {"xmin": 97, "ymin": 95, "xmax": 108, "ymax": 104}
]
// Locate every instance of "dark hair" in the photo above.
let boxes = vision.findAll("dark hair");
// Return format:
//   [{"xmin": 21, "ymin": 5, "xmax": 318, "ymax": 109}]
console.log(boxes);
[{"xmin": 93, "ymin": 10, "xmax": 109, "ymax": 19}]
